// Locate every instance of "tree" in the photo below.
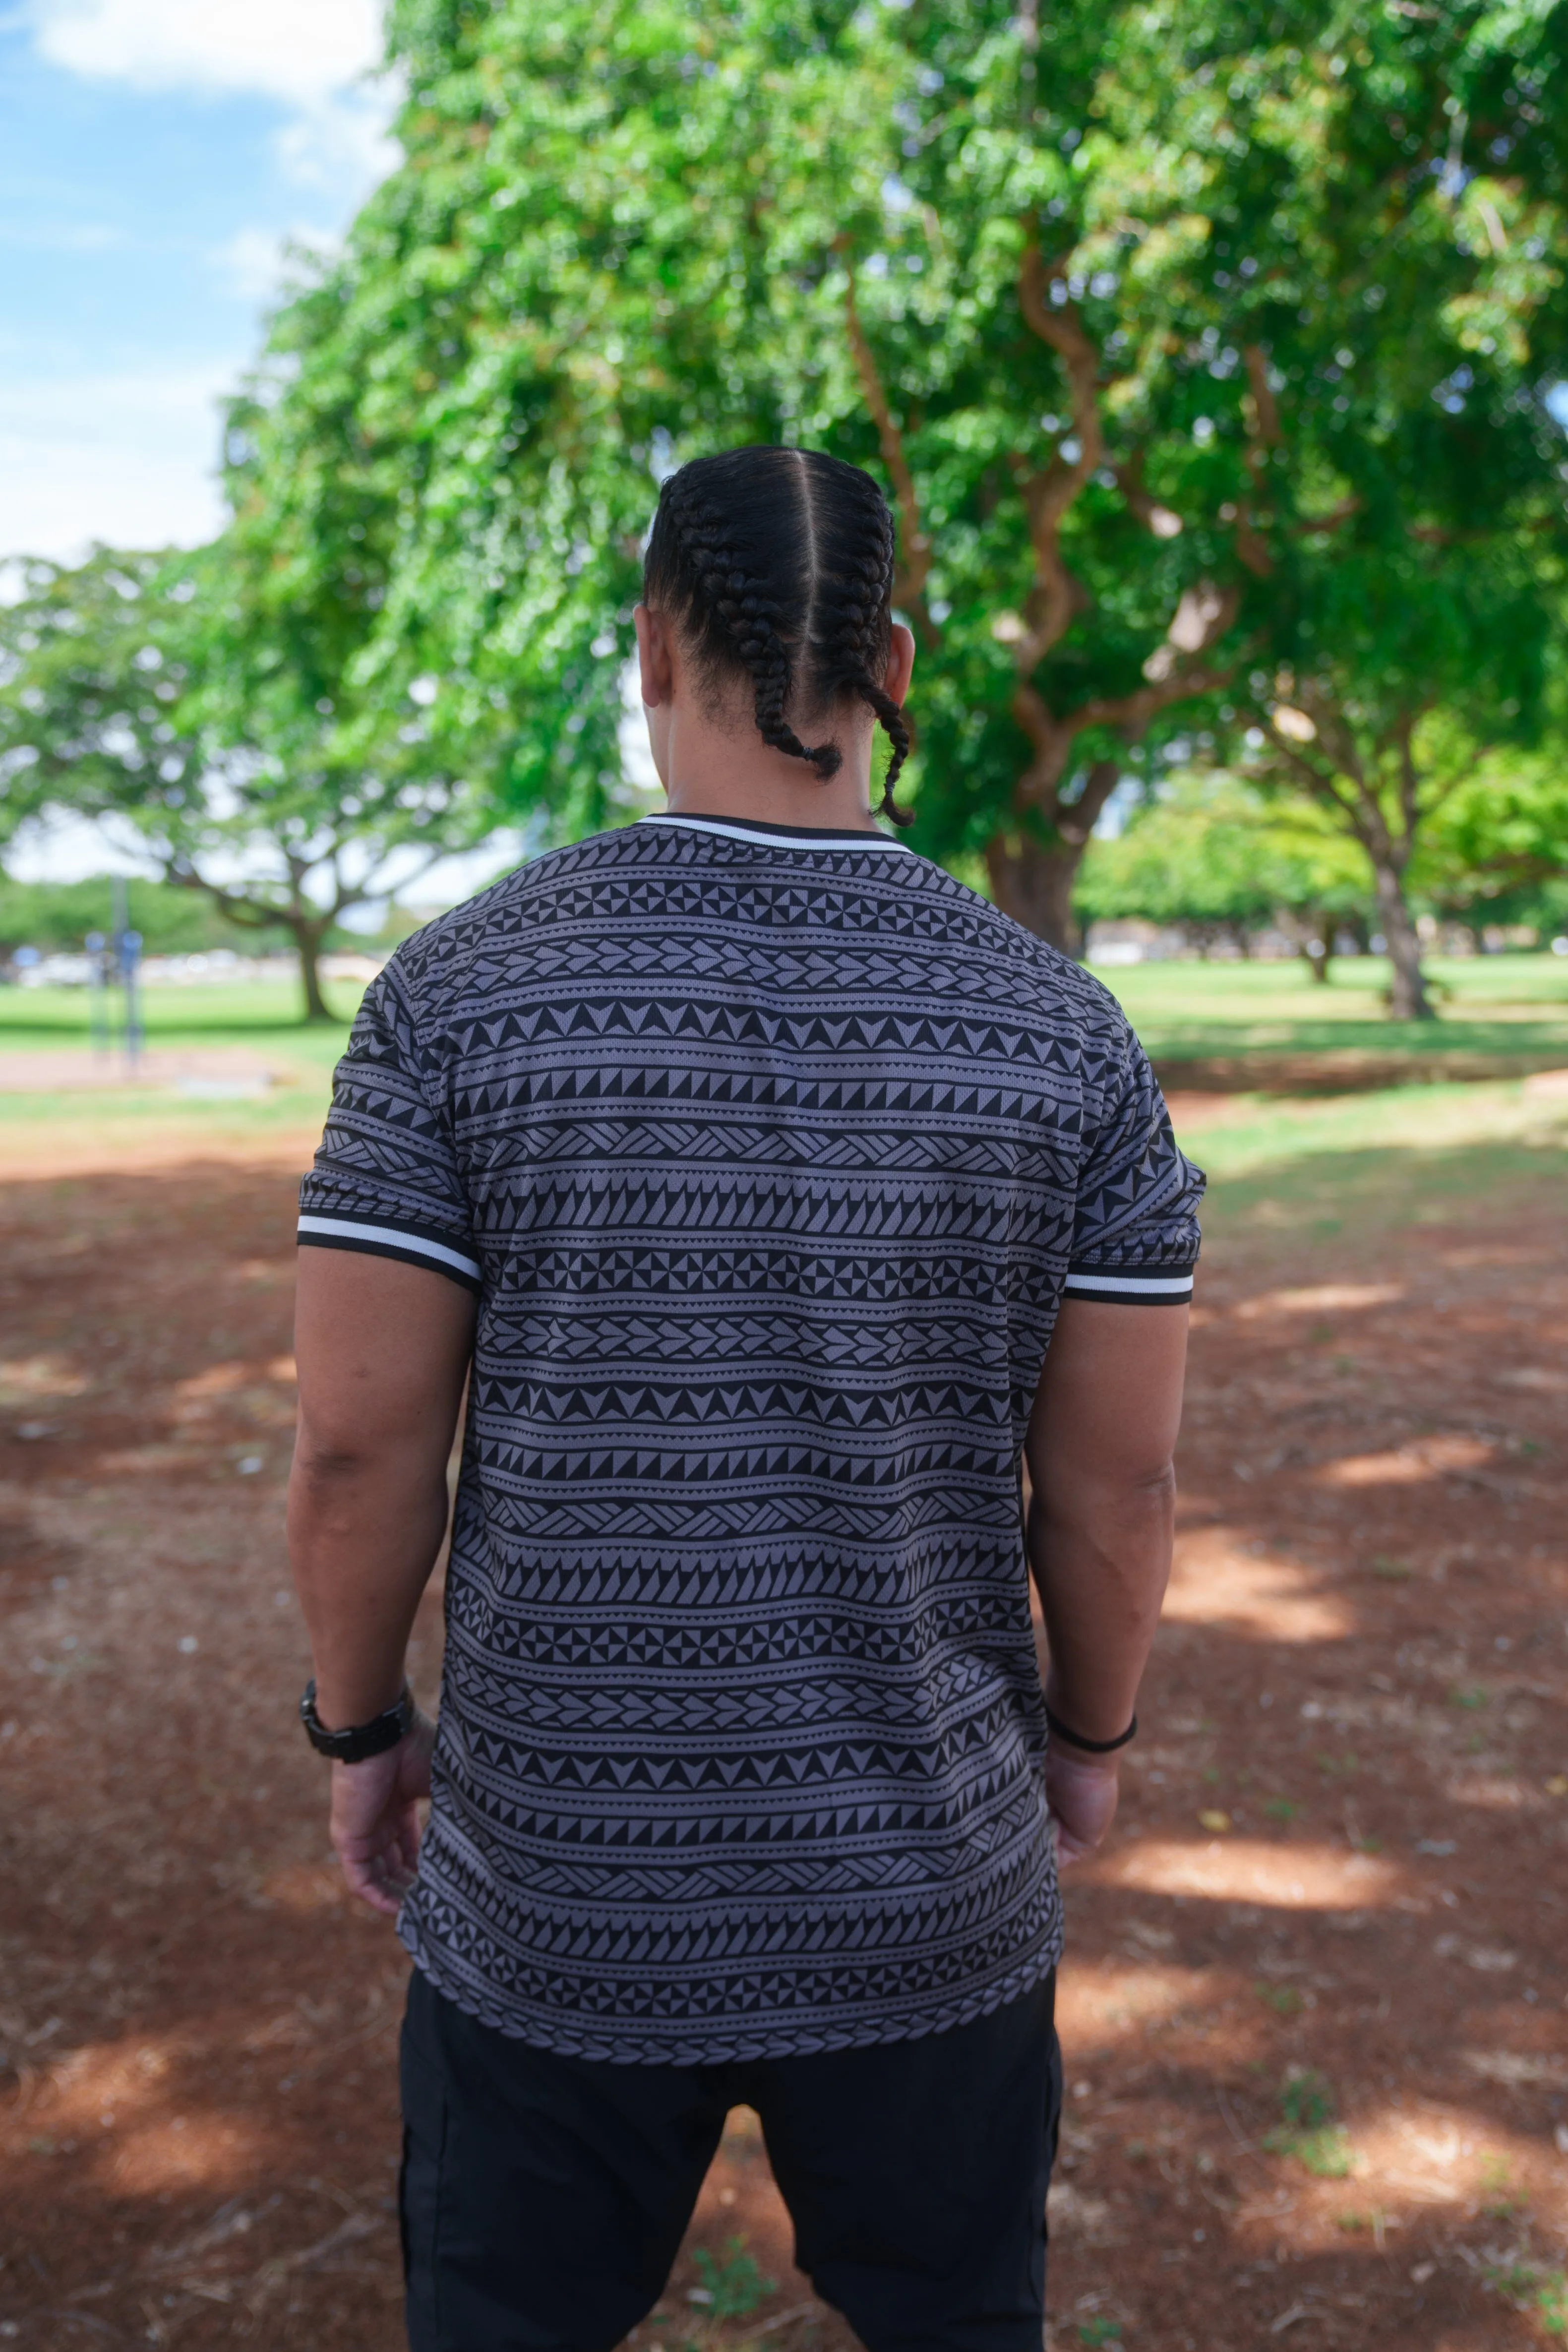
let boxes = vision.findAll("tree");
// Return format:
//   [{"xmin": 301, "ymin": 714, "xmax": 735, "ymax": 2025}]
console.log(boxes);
[
  {"xmin": 0, "ymin": 872, "xmax": 303, "ymax": 961},
  {"xmin": 1074, "ymin": 774, "xmax": 1370, "ymax": 975},
  {"xmin": 218, "ymin": 0, "xmax": 1568, "ymax": 981},
  {"xmin": 1238, "ymin": 541, "xmax": 1554, "ymax": 1015},
  {"xmin": 1419, "ymin": 743, "xmax": 1568, "ymax": 937},
  {"xmin": 217, "ymin": 0, "xmax": 1280, "ymax": 951},
  {"xmin": 0, "ymin": 545, "xmax": 509, "ymax": 1020},
  {"xmin": 1139, "ymin": 6, "xmax": 1568, "ymax": 1016}
]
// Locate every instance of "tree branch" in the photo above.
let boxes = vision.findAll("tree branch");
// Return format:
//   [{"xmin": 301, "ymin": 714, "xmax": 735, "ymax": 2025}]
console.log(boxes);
[
  {"xmin": 1113, "ymin": 452, "xmax": 1185, "ymax": 543},
  {"xmin": 1057, "ymin": 756, "xmax": 1122, "ymax": 848},
  {"xmin": 1242, "ymin": 344, "xmax": 1281, "ymax": 447},
  {"xmin": 839, "ymin": 246, "xmax": 935, "ymax": 629},
  {"xmin": 1394, "ymin": 713, "xmax": 1422, "ymax": 849},
  {"xmin": 1236, "ymin": 345, "xmax": 1281, "ymax": 579},
  {"xmin": 1255, "ymin": 725, "xmax": 1373, "ymax": 844},
  {"xmin": 1011, "ymin": 242, "xmax": 1106, "ymax": 669}
]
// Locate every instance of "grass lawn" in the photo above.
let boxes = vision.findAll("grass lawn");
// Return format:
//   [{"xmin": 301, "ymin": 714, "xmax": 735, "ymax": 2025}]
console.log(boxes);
[
  {"xmin": 1175, "ymin": 1077, "xmax": 1568, "ymax": 1240},
  {"xmin": 0, "ymin": 981, "xmax": 363, "ymax": 1150},
  {"xmin": 2, "ymin": 955, "xmax": 1566, "ymax": 1155},
  {"xmin": 1089, "ymin": 950, "xmax": 1568, "ymax": 1075},
  {"xmin": 0, "ymin": 977, "xmax": 363, "ymax": 1055}
]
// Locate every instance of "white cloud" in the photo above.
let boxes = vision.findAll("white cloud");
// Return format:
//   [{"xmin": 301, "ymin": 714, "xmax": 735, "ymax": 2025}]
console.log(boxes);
[
  {"xmin": 211, "ymin": 226, "xmax": 293, "ymax": 303},
  {"xmin": 275, "ymin": 87, "xmax": 400, "ymax": 196},
  {"xmin": 0, "ymin": 362, "xmax": 236, "ymax": 563},
  {"xmin": 210, "ymin": 223, "xmax": 340, "ymax": 302},
  {"xmin": 29, "ymin": 1, "xmax": 401, "ymax": 213},
  {"xmin": 9, "ymin": 4, "xmax": 403, "ymax": 568},
  {"xmin": 30, "ymin": 0, "xmax": 386, "ymax": 106}
]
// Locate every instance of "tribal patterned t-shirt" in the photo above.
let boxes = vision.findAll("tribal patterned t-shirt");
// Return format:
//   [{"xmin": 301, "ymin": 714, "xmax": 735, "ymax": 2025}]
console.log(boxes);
[{"xmin": 298, "ymin": 811, "xmax": 1204, "ymax": 2063}]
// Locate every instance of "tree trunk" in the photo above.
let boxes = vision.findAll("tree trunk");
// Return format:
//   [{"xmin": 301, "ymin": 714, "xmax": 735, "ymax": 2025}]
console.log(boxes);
[
  {"xmin": 984, "ymin": 837, "xmax": 1083, "ymax": 955},
  {"xmin": 1301, "ymin": 912, "xmax": 1332, "ymax": 985},
  {"xmin": 1371, "ymin": 861, "xmax": 1434, "ymax": 1021},
  {"xmin": 293, "ymin": 923, "xmax": 335, "ymax": 1023}
]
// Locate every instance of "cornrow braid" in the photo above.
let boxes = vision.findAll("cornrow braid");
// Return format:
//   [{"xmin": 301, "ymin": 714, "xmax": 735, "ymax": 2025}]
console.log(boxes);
[
  {"xmin": 657, "ymin": 468, "xmax": 843, "ymax": 781},
  {"xmin": 804, "ymin": 475, "xmax": 912, "ymax": 826},
  {"xmin": 644, "ymin": 446, "xmax": 911, "ymax": 822}
]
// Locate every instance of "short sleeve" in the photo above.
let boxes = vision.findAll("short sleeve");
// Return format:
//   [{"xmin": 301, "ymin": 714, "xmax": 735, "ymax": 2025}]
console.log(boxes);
[
  {"xmin": 1065, "ymin": 1031, "xmax": 1205, "ymax": 1306},
  {"xmin": 297, "ymin": 958, "xmax": 481, "ymax": 1293}
]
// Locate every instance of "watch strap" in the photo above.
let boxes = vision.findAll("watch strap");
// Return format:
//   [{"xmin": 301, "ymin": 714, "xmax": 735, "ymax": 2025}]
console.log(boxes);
[{"xmin": 300, "ymin": 1679, "xmax": 414, "ymax": 1762}]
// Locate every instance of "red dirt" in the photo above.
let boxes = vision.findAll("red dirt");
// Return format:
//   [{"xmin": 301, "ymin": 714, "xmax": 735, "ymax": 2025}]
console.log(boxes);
[{"xmin": 0, "ymin": 1149, "xmax": 1564, "ymax": 2351}]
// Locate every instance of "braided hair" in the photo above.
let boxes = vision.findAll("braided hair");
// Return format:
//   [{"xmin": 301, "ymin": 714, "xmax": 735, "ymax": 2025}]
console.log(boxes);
[{"xmin": 643, "ymin": 446, "xmax": 912, "ymax": 826}]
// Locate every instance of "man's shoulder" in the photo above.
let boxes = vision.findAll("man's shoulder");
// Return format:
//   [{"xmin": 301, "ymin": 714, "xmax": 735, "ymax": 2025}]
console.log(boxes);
[
  {"xmin": 381, "ymin": 825, "xmax": 1135, "ymax": 1072},
  {"xmin": 902, "ymin": 859, "xmax": 1135, "ymax": 1052},
  {"xmin": 381, "ymin": 828, "xmax": 641, "ymax": 989}
]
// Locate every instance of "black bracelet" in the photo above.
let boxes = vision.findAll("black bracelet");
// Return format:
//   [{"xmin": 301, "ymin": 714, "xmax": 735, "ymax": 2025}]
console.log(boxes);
[
  {"xmin": 300, "ymin": 1679, "xmax": 414, "ymax": 1763},
  {"xmin": 1045, "ymin": 1703, "xmax": 1138, "ymax": 1754}
]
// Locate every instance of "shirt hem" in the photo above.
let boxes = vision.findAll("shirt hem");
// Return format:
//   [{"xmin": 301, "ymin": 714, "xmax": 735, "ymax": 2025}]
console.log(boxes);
[{"xmin": 395, "ymin": 1917, "xmax": 1065, "ymax": 2066}]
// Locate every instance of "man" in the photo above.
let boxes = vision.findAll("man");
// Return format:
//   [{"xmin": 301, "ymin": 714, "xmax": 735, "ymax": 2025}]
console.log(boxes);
[{"xmin": 289, "ymin": 448, "xmax": 1199, "ymax": 2351}]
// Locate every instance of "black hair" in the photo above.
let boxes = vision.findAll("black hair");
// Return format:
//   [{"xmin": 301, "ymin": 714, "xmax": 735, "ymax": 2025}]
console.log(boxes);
[{"xmin": 643, "ymin": 445, "xmax": 912, "ymax": 826}]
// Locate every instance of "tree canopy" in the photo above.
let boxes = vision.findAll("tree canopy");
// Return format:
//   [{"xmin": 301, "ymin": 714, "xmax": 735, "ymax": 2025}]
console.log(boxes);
[
  {"xmin": 0, "ymin": 545, "xmax": 506, "ymax": 1018},
  {"xmin": 5, "ymin": 0, "xmax": 1565, "ymax": 1020},
  {"xmin": 217, "ymin": 0, "xmax": 1568, "ymax": 1006},
  {"xmin": 1075, "ymin": 774, "xmax": 1369, "ymax": 972}
]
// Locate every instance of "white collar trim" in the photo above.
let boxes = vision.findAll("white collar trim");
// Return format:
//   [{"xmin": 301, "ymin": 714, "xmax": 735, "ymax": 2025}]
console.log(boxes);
[{"xmin": 638, "ymin": 813, "xmax": 916, "ymax": 853}]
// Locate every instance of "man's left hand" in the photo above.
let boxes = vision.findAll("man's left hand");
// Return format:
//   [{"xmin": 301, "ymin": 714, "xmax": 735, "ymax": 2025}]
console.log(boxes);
[{"xmin": 328, "ymin": 1711, "xmax": 437, "ymax": 1916}]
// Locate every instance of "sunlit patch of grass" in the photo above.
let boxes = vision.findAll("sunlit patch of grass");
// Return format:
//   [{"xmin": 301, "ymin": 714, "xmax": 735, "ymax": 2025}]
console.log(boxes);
[
  {"xmin": 1485, "ymin": 2259, "xmax": 1567, "ymax": 2339},
  {"xmin": 1263, "ymin": 2070, "xmax": 1357, "ymax": 2178},
  {"xmin": 1091, "ymin": 951, "xmax": 1568, "ymax": 1067},
  {"xmin": 646, "ymin": 2238, "xmax": 779, "ymax": 2349},
  {"xmin": 688, "ymin": 2240, "xmax": 774, "ymax": 2320},
  {"xmin": 1478, "ymin": 2153, "xmax": 1531, "ymax": 2221}
]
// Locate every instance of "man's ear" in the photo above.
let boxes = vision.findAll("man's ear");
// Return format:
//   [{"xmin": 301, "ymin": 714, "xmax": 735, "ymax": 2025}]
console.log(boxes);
[
  {"xmin": 885, "ymin": 621, "xmax": 916, "ymax": 708},
  {"xmin": 634, "ymin": 603, "xmax": 675, "ymax": 708}
]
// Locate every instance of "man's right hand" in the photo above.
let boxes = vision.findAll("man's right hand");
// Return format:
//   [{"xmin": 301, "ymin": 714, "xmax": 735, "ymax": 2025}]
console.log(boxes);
[
  {"xmin": 327, "ymin": 1710, "xmax": 437, "ymax": 1916},
  {"xmin": 1044, "ymin": 1746, "xmax": 1120, "ymax": 1864}
]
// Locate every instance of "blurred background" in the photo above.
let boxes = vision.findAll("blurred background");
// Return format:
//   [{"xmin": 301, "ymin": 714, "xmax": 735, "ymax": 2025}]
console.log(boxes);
[{"xmin": 1, "ymin": 4, "xmax": 1566, "ymax": 2349}]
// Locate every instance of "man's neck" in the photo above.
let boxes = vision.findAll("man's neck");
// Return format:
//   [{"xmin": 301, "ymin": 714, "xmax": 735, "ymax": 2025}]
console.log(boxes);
[
  {"xmin": 655, "ymin": 711, "xmax": 881, "ymax": 834},
  {"xmin": 659, "ymin": 786, "xmax": 881, "ymax": 834},
  {"xmin": 661, "ymin": 777, "xmax": 880, "ymax": 833}
]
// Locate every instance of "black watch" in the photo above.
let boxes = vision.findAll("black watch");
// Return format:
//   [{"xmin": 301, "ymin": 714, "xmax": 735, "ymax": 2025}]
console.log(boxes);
[{"xmin": 300, "ymin": 1678, "xmax": 415, "ymax": 1762}]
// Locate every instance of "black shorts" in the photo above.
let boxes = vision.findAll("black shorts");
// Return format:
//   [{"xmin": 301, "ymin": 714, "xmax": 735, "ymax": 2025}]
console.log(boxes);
[{"xmin": 399, "ymin": 1966, "xmax": 1062, "ymax": 2352}]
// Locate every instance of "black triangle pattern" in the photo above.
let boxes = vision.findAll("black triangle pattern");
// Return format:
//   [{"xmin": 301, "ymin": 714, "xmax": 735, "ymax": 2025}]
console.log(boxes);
[{"xmin": 299, "ymin": 820, "xmax": 1204, "ymax": 2061}]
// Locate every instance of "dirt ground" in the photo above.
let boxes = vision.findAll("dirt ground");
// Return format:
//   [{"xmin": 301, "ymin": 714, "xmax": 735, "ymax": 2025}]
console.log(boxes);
[{"xmin": 1, "ymin": 1106, "xmax": 1565, "ymax": 2351}]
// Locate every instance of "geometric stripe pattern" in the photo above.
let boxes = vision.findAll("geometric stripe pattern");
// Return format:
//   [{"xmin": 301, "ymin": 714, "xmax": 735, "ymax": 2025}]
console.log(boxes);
[{"xmin": 298, "ymin": 811, "xmax": 1205, "ymax": 2062}]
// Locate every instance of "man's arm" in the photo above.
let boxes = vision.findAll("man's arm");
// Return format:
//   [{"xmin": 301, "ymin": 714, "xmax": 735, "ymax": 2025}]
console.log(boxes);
[
  {"xmin": 289, "ymin": 1248, "xmax": 477, "ymax": 1913},
  {"xmin": 1025, "ymin": 1297, "xmax": 1189, "ymax": 1862}
]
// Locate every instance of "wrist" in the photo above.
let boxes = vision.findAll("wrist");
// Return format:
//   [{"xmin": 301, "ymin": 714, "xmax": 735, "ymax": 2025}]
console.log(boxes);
[
  {"xmin": 311, "ymin": 1669, "xmax": 410, "ymax": 1733},
  {"xmin": 300, "ymin": 1678, "xmax": 414, "ymax": 1762},
  {"xmin": 1043, "ymin": 1691, "xmax": 1138, "ymax": 1755}
]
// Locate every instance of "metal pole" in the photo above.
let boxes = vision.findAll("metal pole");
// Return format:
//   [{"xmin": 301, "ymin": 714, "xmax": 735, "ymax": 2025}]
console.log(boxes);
[
  {"xmin": 122, "ymin": 928, "xmax": 144, "ymax": 1074},
  {"xmin": 85, "ymin": 930, "xmax": 111, "ymax": 1061},
  {"xmin": 111, "ymin": 877, "xmax": 143, "ymax": 1076}
]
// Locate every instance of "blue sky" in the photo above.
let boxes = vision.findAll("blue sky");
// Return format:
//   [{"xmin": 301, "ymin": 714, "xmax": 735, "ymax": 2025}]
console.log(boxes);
[{"xmin": 0, "ymin": 0, "xmax": 394, "ymax": 561}]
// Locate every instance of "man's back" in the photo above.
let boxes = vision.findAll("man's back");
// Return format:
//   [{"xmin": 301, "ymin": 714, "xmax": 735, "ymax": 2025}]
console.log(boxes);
[{"xmin": 300, "ymin": 809, "xmax": 1202, "ymax": 2061}]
